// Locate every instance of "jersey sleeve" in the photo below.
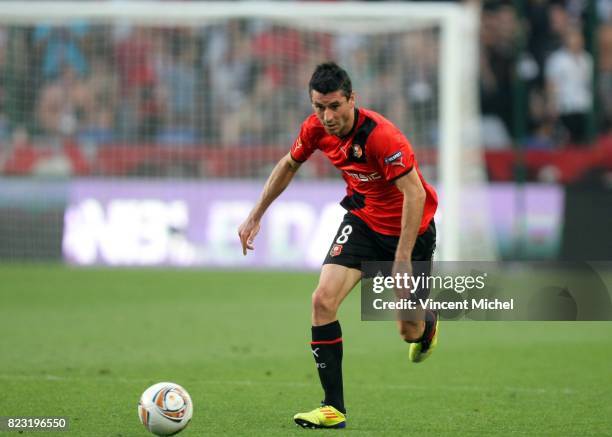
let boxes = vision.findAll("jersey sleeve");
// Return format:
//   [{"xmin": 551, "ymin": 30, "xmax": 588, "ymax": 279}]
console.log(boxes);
[
  {"xmin": 371, "ymin": 127, "xmax": 416, "ymax": 182},
  {"xmin": 290, "ymin": 119, "xmax": 318, "ymax": 163}
]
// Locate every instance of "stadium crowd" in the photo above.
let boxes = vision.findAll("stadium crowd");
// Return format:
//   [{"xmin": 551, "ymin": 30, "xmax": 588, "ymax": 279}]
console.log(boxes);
[{"xmin": 0, "ymin": 0, "xmax": 610, "ymax": 177}]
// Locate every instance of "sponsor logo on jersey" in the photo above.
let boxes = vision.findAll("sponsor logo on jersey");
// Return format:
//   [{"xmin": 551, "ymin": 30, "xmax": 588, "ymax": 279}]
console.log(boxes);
[
  {"xmin": 345, "ymin": 171, "xmax": 382, "ymax": 182},
  {"xmin": 330, "ymin": 244, "xmax": 343, "ymax": 257}
]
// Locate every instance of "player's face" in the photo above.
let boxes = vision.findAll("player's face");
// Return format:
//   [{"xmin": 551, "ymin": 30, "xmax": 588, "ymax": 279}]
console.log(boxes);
[{"xmin": 311, "ymin": 90, "xmax": 355, "ymax": 137}]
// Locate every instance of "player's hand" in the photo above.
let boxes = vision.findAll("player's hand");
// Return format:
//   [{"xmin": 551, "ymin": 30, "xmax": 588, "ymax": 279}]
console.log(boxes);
[
  {"xmin": 392, "ymin": 260, "xmax": 422, "ymax": 322},
  {"xmin": 392, "ymin": 260, "xmax": 413, "ymax": 300},
  {"xmin": 237, "ymin": 217, "xmax": 261, "ymax": 256}
]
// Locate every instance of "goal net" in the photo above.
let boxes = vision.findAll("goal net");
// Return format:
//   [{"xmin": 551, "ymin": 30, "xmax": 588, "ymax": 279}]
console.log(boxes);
[{"xmin": 0, "ymin": 1, "xmax": 494, "ymax": 265}]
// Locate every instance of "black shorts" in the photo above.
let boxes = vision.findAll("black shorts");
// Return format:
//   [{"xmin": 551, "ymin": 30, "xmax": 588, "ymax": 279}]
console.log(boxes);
[
  {"xmin": 323, "ymin": 212, "xmax": 436, "ymax": 269},
  {"xmin": 323, "ymin": 213, "xmax": 436, "ymax": 301}
]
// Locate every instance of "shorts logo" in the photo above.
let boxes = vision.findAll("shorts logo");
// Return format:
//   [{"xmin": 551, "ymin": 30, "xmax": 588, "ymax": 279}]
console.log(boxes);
[
  {"xmin": 352, "ymin": 144, "xmax": 363, "ymax": 159},
  {"xmin": 384, "ymin": 151, "xmax": 403, "ymax": 164},
  {"xmin": 330, "ymin": 244, "xmax": 343, "ymax": 257}
]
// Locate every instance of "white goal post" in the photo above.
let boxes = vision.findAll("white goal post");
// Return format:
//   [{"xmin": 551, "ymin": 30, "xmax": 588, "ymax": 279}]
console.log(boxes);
[{"xmin": 0, "ymin": 1, "xmax": 493, "ymax": 262}]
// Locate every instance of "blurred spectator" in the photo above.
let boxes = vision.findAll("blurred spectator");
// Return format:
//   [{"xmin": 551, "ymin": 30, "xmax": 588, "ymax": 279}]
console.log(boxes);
[
  {"xmin": 115, "ymin": 27, "xmax": 161, "ymax": 142},
  {"xmin": 480, "ymin": 3, "xmax": 519, "ymax": 142},
  {"xmin": 115, "ymin": 26, "xmax": 156, "ymax": 92},
  {"xmin": 77, "ymin": 57, "xmax": 119, "ymax": 149},
  {"xmin": 35, "ymin": 57, "xmax": 115, "ymax": 153},
  {"xmin": 333, "ymin": 34, "xmax": 367, "ymax": 78},
  {"xmin": 341, "ymin": 41, "xmax": 377, "ymax": 111},
  {"xmin": 398, "ymin": 30, "xmax": 438, "ymax": 147},
  {"xmin": 2, "ymin": 27, "xmax": 35, "ymax": 137},
  {"xmin": 545, "ymin": 26, "xmax": 593, "ymax": 145},
  {"xmin": 251, "ymin": 24, "xmax": 308, "ymax": 87},
  {"xmin": 245, "ymin": 71, "xmax": 286, "ymax": 146},
  {"xmin": 525, "ymin": 0, "xmax": 567, "ymax": 86},
  {"xmin": 598, "ymin": 24, "xmax": 612, "ymax": 134},
  {"xmin": 137, "ymin": 83, "xmax": 164, "ymax": 142},
  {"xmin": 548, "ymin": 3, "xmax": 572, "ymax": 46},
  {"xmin": 203, "ymin": 21, "xmax": 257, "ymax": 146},
  {"xmin": 155, "ymin": 30, "xmax": 198, "ymax": 145},
  {"xmin": 34, "ymin": 22, "xmax": 89, "ymax": 80},
  {"xmin": 36, "ymin": 66, "xmax": 89, "ymax": 138},
  {"xmin": 525, "ymin": 88, "xmax": 559, "ymax": 149},
  {"xmin": 0, "ymin": 27, "xmax": 8, "ymax": 142}
]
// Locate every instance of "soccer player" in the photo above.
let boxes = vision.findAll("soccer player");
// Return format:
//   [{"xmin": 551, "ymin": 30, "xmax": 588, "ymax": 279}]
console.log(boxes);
[{"xmin": 237, "ymin": 62, "xmax": 438, "ymax": 429}]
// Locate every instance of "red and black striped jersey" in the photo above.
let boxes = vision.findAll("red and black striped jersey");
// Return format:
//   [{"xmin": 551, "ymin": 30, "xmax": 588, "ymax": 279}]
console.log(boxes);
[{"xmin": 290, "ymin": 107, "xmax": 437, "ymax": 236}]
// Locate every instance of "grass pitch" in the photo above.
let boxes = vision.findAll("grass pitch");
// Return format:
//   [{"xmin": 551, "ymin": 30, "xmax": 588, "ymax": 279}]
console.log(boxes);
[{"xmin": 1, "ymin": 265, "xmax": 611, "ymax": 436}]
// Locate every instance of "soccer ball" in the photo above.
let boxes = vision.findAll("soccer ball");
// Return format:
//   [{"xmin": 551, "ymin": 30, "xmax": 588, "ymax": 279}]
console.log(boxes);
[{"xmin": 138, "ymin": 382, "xmax": 193, "ymax": 436}]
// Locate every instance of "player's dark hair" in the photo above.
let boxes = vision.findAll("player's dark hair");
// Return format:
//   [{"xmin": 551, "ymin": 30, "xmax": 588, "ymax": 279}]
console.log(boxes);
[{"xmin": 309, "ymin": 62, "xmax": 352, "ymax": 99}]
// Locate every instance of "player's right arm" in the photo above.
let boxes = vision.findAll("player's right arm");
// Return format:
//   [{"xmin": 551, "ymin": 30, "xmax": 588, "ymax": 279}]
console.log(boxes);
[{"xmin": 237, "ymin": 153, "xmax": 302, "ymax": 255}]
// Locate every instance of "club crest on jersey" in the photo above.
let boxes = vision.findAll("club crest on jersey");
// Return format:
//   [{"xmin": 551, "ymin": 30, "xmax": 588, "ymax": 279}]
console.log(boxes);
[
  {"xmin": 343, "ymin": 142, "xmax": 367, "ymax": 163},
  {"xmin": 330, "ymin": 244, "xmax": 343, "ymax": 257}
]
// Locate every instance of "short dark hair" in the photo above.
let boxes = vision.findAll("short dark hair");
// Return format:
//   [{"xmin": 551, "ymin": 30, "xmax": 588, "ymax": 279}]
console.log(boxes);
[{"xmin": 308, "ymin": 62, "xmax": 352, "ymax": 99}]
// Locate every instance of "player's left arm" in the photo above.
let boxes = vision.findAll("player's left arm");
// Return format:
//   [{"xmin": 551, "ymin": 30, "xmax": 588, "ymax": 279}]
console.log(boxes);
[{"xmin": 393, "ymin": 170, "xmax": 426, "ymax": 262}]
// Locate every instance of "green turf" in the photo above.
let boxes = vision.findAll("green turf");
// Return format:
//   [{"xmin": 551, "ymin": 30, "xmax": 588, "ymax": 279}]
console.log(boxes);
[{"xmin": 0, "ymin": 265, "xmax": 611, "ymax": 436}]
